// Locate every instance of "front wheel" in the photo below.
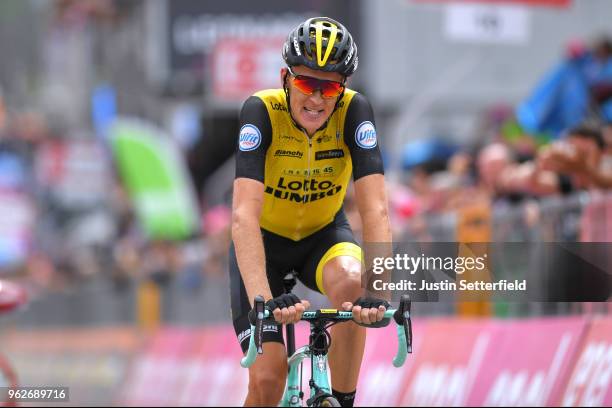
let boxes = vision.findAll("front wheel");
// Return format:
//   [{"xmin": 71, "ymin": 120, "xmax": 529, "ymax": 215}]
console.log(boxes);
[{"xmin": 315, "ymin": 396, "xmax": 341, "ymax": 407}]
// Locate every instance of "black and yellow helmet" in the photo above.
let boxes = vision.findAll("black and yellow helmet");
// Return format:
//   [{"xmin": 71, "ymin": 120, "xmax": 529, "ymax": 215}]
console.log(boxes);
[{"xmin": 282, "ymin": 17, "xmax": 358, "ymax": 77}]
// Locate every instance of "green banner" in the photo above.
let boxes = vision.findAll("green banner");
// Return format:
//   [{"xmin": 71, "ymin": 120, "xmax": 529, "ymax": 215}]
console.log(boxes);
[{"xmin": 109, "ymin": 119, "xmax": 200, "ymax": 240}]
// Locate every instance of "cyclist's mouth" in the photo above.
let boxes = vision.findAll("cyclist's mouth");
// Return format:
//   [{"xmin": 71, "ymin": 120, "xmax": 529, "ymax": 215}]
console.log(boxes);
[{"xmin": 303, "ymin": 107, "xmax": 324, "ymax": 119}]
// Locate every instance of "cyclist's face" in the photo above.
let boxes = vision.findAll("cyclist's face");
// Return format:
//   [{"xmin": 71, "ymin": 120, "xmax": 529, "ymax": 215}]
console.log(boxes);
[{"xmin": 282, "ymin": 66, "xmax": 344, "ymax": 136}]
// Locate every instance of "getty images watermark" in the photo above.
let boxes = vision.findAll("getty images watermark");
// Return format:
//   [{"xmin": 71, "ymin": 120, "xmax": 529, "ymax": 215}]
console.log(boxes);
[
  {"xmin": 363, "ymin": 242, "xmax": 611, "ymax": 302},
  {"xmin": 370, "ymin": 253, "xmax": 527, "ymax": 292}
]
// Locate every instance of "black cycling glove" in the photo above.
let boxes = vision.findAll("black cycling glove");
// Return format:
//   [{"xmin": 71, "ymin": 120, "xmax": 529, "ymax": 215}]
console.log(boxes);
[
  {"xmin": 266, "ymin": 293, "xmax": 301, "ymax": 311},
  {"xmin": 351, "ymin": 296, "xmax": 391, "ymax": 328},
  {"xmin": 248, "ymin": 293, "xmax": 302, "ymax": 325}
]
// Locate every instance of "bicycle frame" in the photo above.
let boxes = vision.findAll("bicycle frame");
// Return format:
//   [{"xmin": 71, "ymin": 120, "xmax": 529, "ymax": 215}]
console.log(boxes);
[
  {"xmin": 242, "ymin": 307, "xmax": 411, "ymax": 407},
  {"xmin": 280, "ymin": 344, "xmax": 326, "ymax": 407}
]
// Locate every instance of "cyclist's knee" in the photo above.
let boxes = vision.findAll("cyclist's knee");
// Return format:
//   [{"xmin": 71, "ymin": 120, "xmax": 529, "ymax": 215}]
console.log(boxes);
[
  {"xmin": 323, "ymin": 256, "xmax": 362, "ymax": 305},
  {"xmin": 249, "ymin": 372, "xmax": 286, "ymax": 401},
  {"xmin": 248, "ymin": 343, "xmax": 287, "ymax": 403}
]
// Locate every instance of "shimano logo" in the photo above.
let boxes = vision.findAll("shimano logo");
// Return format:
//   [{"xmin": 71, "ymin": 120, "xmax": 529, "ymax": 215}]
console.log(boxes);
[
  {"xmin": 293, "ymin": 38, "xmax": 301, "ymax": 56},
  {"xmin": 275, "ymin": 149, "xmax": 303, "ymax": 158}
]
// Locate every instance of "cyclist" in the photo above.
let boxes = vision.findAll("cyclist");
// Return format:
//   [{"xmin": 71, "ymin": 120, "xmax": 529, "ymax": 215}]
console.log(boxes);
[{"xmin": 230, "ymin": 17, "xmax": 392, "ymax": 407}]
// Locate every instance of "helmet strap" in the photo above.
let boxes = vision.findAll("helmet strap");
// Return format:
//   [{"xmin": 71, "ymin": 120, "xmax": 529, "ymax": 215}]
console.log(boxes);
[{"xmin": 283, "ymin": 70, "xmax": 307, "ymax": 134}]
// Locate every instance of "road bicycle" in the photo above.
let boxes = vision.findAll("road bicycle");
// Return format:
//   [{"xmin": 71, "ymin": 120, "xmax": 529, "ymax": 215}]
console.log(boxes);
[{"xmin": 241, "ymin": 275, "xmax": 412, "ymax": 407}]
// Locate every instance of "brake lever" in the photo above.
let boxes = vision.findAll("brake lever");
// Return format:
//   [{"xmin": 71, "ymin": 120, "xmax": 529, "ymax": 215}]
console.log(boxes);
[
  {"xmin": 394, "ymin": 294, "xmax": 412, "ymax": 354},
  {"xmin": 254, "ymin": 295, "xmax": 265, "ymax": 354}
]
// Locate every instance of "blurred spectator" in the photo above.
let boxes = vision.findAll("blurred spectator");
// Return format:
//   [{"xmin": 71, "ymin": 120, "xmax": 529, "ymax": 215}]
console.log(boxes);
[
  {"xmin": 537, "ymin": 125, "xmax": 612, "ymax": 190},
  {"xmin": 516, "ymin": 36, "xmax": 612, "ymax": 138}
]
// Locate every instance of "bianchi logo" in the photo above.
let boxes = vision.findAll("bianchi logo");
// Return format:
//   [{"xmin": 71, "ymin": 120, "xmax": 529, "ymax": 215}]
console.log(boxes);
[
  {"xmin": 238, "ymin": 325, "xmax": 279, "ymax": 345},
  {"xmin": 275, "ymin": 149, "xmax": 303, "ymax": 158}
]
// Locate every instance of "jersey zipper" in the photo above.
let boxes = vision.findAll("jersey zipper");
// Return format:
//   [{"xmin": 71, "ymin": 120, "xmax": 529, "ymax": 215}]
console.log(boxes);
[{"xmin": 296, "ymin": 130, "xmax": 312, "ymax": 241}]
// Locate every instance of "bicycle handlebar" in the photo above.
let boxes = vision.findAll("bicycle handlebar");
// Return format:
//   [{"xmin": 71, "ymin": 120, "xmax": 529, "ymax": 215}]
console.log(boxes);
[{"xmin": 240, "ymin": 295, "xmax": 412, "ymax": 368}]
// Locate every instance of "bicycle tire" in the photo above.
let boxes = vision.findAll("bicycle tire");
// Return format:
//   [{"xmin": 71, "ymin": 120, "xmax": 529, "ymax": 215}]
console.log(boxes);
[{"xmin": 315, "ymin": 396, "xmax": 341, "ymax": 407}]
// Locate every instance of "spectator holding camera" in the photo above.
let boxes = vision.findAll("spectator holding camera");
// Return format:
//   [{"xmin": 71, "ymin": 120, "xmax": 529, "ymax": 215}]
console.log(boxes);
[{"xmin": 537, "ymin": 125, "xmax": 612, "ymax": 190}]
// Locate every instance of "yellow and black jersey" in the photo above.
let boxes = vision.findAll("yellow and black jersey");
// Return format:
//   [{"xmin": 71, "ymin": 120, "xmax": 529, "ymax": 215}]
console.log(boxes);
[{"xmin": 235, "ymin": 88, "xmax": 383, "ymax": 241}]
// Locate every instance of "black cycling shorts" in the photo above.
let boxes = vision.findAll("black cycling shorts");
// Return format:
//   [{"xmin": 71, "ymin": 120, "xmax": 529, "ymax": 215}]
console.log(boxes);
[{"xmin": 230, "ymin": 210, "xmax": 362, "ymax": 353}]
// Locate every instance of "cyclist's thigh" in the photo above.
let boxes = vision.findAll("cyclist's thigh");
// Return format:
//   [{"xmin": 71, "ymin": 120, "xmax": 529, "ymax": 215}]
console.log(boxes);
[
  {"xmin": 299, "ymin": 215, "xmax": 362, "ymax": 295},
  {"xmin": 229, "ymin": 242, "xmax": 285, "ymax": 353}
]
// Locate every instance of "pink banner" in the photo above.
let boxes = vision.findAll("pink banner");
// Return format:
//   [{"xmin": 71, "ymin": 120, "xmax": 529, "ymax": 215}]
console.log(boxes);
[
  {"xmin": 398, "ymin": 319, "xmax": 493, "ymax": 406},
  {"xmin": 560, "ymin": 318, "xmax": 612, "ymax": 407},
  {"xmin": 356, "ymin": 321, "xmax": 425, "ymax": 406},
  {"xmin": 466, "ymin": 317, "xmax": 587, "ymax": 406}
]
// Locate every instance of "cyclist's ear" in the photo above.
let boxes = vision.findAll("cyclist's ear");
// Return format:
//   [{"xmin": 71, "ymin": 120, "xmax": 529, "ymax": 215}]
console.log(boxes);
[{"xmin": 280, "ymin": 68, "xmax": 289, "ymax": 87}]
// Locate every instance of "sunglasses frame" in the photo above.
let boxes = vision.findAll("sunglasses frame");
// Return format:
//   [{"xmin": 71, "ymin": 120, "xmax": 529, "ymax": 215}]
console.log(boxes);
[{"xmin": 286, "ymin": 66, "xmax": 346, "ymax": 98}]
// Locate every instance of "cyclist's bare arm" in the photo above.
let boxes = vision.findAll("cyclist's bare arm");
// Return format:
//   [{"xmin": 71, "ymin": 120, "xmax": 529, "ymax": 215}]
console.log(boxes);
[
  {"xmin": 232, "ymin": 177, "xmax": 271, "ymax": 305},
  {"xmin": 354, "ymin": 174, "xmax": 392, "ymax": 249},
  {"xmin": 232, "ymin": 182, "xmax": 310, "ymax": 325}
]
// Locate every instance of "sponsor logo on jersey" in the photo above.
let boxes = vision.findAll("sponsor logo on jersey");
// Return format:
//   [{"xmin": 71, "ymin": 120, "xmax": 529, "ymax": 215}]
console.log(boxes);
[
  {"xmin": 239, "ymin": 124, "xmax": 261, "ymax": 151},
  {"xmin": 280, "ymin": 134, "xmax": 304, "ymax": 143},
  {"xmin": 315, "ymin": 149, "xmax": 345, "ymax": 160},
  {"xmin": 316, "ymin": 134, "xmax": 332, "ymax": 144},
  {"xmin": 274, "ymin": 149, "xmax": 303, "ymax": 159},
  {"xmin": 283, "ymin": 166, "xmax": 334, "ymax": 177},
  {"xmin": 270, "ymin": 102, "xmax": 287, "ymax": 112},
  {"xmin": 265, "ymin": 177, "xmax": 342, "ymax": 203},
  {"xmin": 355, "ymin": 121, "xmax": 377, "ymax": 149}
]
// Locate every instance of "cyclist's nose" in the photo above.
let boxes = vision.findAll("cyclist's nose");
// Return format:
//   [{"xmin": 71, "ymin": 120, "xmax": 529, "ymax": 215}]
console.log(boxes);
[{"xmin": 307, "ymin": 89, "xmax": 324, "ymax": 103}]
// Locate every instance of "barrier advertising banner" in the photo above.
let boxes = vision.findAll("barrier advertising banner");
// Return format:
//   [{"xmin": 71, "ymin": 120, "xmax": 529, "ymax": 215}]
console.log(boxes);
[
  {"xmin": 561, "ymin": 318, "xmax": 612, "ymax": 407},
  {"xmin": 356, "ymin": 321, "xmax": 425, "ymax": 406},
  {"xmin": 466, "ymin": 318, "xmax": 587, "ymax": 406},
  {"xmin": 398, "ymin": 319, "xmax": 493, "ymax": 406}
]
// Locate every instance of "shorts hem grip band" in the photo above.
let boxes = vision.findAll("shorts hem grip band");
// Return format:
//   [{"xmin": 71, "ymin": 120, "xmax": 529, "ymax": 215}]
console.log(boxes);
[{"xmin": 315, "ymin": 242, "xmax": 363, "ymax": 295}]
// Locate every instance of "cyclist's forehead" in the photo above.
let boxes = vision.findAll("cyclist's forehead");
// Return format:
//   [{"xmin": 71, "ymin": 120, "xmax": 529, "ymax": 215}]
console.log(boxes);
[{"xmin": 291, "ymin": 65, "xmax": 344, "ymax": 82}]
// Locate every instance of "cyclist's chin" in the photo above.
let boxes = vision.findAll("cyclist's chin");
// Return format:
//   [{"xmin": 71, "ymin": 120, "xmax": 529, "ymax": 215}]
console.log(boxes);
[{"xmin": 296, "ymin": 110, "xmax": 329, "ymax": 133}]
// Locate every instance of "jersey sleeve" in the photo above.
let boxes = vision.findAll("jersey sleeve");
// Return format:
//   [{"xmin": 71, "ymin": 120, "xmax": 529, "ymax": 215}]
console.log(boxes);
[
  {"xmin": 343, "ymin": 93, "xmax": 385, "ymax": 180},
  {"xmin": 235, "ymin": 96, "xmax": 272, "ymax": 182}
]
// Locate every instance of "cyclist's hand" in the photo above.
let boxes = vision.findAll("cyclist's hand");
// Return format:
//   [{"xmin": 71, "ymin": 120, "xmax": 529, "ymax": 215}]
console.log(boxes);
[
  {"xmin": 342, "ymin": 297, "xmax": 390, "ymax": 327},
  {"xmin": 266, "ymin": 294, "xmax": 310, "ymax": 325}
]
